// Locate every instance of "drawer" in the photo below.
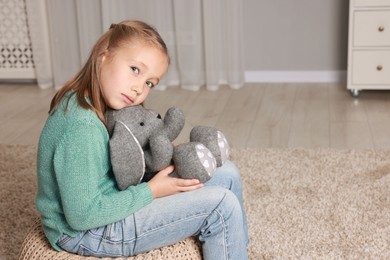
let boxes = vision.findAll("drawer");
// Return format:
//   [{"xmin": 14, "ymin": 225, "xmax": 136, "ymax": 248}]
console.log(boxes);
[
  {"xmin": 352, "ymin": 51, "xmax": 390, "ymax": 85},
  {"xmin": 353, "ymin": 10, "xmax": 390, "ymax": 46},
  {"xmin": 354, "ymin": 0, "xmax": 390, "ymax": 7}
]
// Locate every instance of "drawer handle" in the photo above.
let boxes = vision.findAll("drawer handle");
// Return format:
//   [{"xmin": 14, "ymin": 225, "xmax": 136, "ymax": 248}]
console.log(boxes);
[
  {"xmin": 377, "ymin": 65, "xmax": 383, "ymax": 71},
  {"xmin": 378, "ymin": 26, "xmax": 385, "ymax": 32}
]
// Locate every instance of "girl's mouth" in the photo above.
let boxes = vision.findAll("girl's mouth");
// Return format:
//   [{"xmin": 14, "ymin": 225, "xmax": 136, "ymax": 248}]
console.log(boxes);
[{"xmin": 122, "ymin": 94, "xmax": 134, "ymax": 105}]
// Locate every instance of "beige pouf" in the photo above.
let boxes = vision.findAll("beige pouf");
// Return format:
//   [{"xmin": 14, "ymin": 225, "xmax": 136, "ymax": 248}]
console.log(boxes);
[{"xmin": 18, "ymin": 218, "xmax": 203, "ymax": 260}]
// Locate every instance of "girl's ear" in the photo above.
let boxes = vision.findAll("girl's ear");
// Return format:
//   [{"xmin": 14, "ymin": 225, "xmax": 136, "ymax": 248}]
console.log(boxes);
[
  {"xmin": 101, "ymin": 48, "xmax": 114, "ymax": 64},
  {"xmin": 101, "ymin": 50, "xmax": 109, "ymax": 63}
]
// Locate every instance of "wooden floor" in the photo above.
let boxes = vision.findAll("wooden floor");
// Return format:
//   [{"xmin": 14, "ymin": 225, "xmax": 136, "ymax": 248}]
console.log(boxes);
[{"xmin": 2, "ymin": 82, "xmax": 390, "ymax": 149}]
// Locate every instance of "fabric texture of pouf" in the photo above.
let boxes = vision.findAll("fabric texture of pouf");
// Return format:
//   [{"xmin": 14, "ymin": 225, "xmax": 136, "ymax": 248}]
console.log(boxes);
[{"xmin": 18, "ymin": 218, "xmax": 203, "ymax": 260}]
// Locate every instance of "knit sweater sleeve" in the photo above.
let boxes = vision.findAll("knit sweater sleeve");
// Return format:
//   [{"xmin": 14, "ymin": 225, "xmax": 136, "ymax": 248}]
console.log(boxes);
[{"xmin": 53, "ymin": 120, "xmax": 153, "ymax": 231}]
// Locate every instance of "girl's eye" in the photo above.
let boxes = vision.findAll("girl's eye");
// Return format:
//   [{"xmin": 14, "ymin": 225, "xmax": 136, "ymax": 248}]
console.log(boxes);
[
  {"xmin": 146, "ymin": 81, "xmax": 154, "ymax": 89},
  {"xmin": 131, "ymin": 66, "xmax": 139, "ymax": 74}
]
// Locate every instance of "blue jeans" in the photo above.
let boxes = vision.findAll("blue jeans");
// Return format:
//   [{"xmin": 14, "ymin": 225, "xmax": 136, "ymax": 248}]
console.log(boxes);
[{"xmin": 57, "ymin": 161, "xmax": 249, "ymax": 259}]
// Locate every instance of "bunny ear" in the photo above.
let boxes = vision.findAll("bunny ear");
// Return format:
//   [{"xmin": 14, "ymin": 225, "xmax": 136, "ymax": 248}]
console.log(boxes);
[{"xmin": 109, "ymin": 121, "xmax": 145, "ymax": 190}]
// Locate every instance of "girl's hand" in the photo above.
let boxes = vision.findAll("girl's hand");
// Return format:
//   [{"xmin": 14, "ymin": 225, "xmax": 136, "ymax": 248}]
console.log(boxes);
[{"xmin": 147, "ymin": 165, "xmax": 204, "ymax": 198}]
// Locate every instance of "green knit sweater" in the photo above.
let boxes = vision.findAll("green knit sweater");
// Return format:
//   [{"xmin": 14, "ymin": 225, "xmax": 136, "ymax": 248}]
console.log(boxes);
[{"xmin": 36, "ymin": 93, "xmax": 153, "ymax": 251}]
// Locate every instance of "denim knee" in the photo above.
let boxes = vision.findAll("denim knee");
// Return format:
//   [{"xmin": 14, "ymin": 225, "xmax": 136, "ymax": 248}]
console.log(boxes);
[
  {"xmin": 206, "ymin": 160, "xmax": 242, "ymax": 193},
  {"xmin": 198, "ymin": 188, "xmax": 247, "ymax": 260},
  {"xmin": 199, "ymin": 188, "xmax": 242, "ymax": 238},
  {"xmin": 223, "ymin": 161, "xmax": 242, "ymax": 185}
]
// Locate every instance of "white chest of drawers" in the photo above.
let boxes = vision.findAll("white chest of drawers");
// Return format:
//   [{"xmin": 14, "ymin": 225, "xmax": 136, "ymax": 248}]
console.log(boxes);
[{"xmin": 347, "ymin": 0, "xmax": 390, "ymax": 96}]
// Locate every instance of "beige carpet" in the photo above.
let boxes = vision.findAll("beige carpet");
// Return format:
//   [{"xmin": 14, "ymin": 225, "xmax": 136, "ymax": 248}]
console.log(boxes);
[{"xmin": 2, "ymin": 144, "xmax": 390, "ymax": 259}]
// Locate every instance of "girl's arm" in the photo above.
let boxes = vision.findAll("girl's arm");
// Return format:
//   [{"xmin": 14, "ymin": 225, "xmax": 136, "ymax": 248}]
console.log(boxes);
[
  {"xmin": 54, "ymin": 121, "xmax": 153, "ymax": 230},
  {"xmin": 147, "ymin": 165, "xmax": 204, "ymax": 198}
]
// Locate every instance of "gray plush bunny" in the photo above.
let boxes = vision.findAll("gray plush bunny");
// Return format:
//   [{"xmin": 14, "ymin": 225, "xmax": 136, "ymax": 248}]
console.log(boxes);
[{"xmin": 106, "ymin": 105, "xmax": 229, "ymax": 190}]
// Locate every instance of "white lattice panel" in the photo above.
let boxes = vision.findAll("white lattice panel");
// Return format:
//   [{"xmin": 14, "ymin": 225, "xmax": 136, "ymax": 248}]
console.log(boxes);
[{"xmin": 0, "ymin": 0, "xmax": 35, "ymax": 79}]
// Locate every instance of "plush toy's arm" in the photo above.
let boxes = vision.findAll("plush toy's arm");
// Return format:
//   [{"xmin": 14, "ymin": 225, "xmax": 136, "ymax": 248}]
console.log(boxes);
[
  {"xmin": 109, "ymin": 121, "xmax": 145, "ymax": 190},
  {"xmin": 163, "ymin": 107, "xmax": 185, "ymax": 141},
  {"xmin": 144, "ymin": 133, "xmax": 174, "ymax": 172}
]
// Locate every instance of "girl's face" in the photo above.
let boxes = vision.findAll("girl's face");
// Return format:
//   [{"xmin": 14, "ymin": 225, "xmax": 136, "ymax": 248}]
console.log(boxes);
[{"xmin": 99, "ymin": 42, "xmax": 168, "ymax": 110}]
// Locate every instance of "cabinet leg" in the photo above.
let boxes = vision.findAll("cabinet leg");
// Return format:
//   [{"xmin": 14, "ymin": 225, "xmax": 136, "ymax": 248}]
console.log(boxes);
[{"xmin": 350, "ymin": 89, "xmax": 360, "ymax": 97}]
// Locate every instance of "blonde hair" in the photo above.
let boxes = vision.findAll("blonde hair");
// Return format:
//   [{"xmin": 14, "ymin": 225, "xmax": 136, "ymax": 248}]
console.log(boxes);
[{"xmin": 49, "ymin": 20, "xmax": 169, "ymax": 127}]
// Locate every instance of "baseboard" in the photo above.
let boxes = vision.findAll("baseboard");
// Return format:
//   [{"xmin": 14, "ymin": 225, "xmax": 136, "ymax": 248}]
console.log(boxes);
[
  {"xmin": 0, "ymin": 69, "xmax": 36, "ymax": 80},
  {"xmin": 245, "ymin": 70, "xmax": 347, "ymax": 83}
]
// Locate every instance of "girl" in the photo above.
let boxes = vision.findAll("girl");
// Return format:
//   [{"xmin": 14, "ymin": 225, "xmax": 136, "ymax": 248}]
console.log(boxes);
[{"xmin": 36, "ymin": 20, "xmax": 249, "ymax": 259}]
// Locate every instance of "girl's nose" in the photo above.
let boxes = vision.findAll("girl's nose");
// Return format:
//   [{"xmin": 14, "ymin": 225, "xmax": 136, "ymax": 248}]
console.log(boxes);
[{"xmin": 131, "ymin": 82, "xmax": 144, "ymax": 94}]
